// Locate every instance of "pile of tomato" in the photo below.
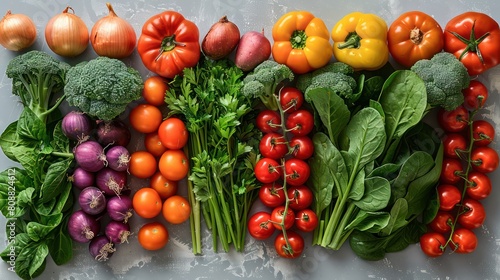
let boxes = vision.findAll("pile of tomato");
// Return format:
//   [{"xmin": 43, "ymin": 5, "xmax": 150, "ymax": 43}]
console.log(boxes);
[{"xmin": 420, "ymin": 80, "xmax": 498, "ymax": 257}]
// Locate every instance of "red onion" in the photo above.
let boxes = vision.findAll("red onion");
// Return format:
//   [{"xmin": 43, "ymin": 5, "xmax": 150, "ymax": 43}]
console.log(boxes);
[
  {"xmin": 107, "ymin": 196, "xmax": 133, "ymax": 223},
  {"xmin": 202, "ymin": 15, "xmax": 240, "ymax": 60},
  {"xmin": 74, "ymin": 141, "xmax": 107, "ymax": 172},
  {"xmin": 96, "ymin": 167, "xmax": 127, "ymax": 197},
  {"xmin": 89, "ymin": 235, "xmax": 115, "ymax": 262},
  {"xmin": 79, "ymin": 187, "xmax": 106, "ymax": 215},
  {"xmin": 61, "ymin": 111, "xmax": 92, "ymax": 142},
  {"xmin": 70, "ymin": 167, "xmax": 95, "ymax": 190},
  {"xmin": 105, "ymin": 220, "xmax": 131, "ymax": 244},
  {"xmin": 95, "ymin": 120, "xmax": 131, "ymax": 147},
  {"xmin": 106, "ymin": 146, "xmax": 130, "ymax": 172},
  {"xmin": 68, "ymin": 210, "xmax": 100, "ymax": 243}
]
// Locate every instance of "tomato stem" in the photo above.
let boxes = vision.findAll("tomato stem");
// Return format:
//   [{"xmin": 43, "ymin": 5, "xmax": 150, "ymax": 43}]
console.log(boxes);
[
  {"xmin": 447, "ymin": 20, "xmax": 490, "ymax": 64},
  {"xmin": 156, "ymin": 34, "xmax": 186, "ymax": 61}
]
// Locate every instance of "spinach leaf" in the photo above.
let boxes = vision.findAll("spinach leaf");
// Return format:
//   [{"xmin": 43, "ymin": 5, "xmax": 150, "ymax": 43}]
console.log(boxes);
[
  {"xmin": 346, "ymin": 211, "xmax": 390, "ymax": 233},
  {"xmin": 0, "ymin": 121, "xmax": 19, "ymax": 161},
  {"xmin": 347, "ymin": 169, "xmax": 365, "ymax": 201},
  {"xmin": 17, "ymin": 108, "xmax": 47, "ymax": 141},
  {"xmin": 49, "ymin": 218, "xmax": 73, "ymax": 265},
  {"xmin": 349, "ymin": 230, "xmax": 388, "ymax": 261},
  {"xmin": 51, "ymin": 121, "xmax": 70, "ymax": 153},
  {"xmin": 40, "ymin": 158, "xmax": 72, "ymax": 203},
  {"xmin": 18, "ymin": 240, "xmax": 48, "ymax": 280},
  {"xmin": 353, "ymin": 176, "xmax": 391, "ymax": 212},
  {"xmin": 27, "ymin": 213, "xmax": 63, "ymax": 242},
  {"xmin": 380, "ymin": 198, "xmax": 409, "ymax": 236}
]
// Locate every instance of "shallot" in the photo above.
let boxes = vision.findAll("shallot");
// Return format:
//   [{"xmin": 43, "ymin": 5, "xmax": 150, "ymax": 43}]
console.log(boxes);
[
  {"xmin": 106, "ymin": 145, "xmax": 130, "ymax": 172},
  {"xmin": 96, "ymin": 167, "xmax": 127, "ymax": 196},
  {"xmin": 202, "ymin": 15, "xmax": 240, "ymax": 60},
  {"xmin": 89, "ymin": 235, "xmax": 115, "ymax": 261},
  {"xmin": 105, "ymin": 221, "xmax": 131, "ymax": 244},
  {"xmin": 74, "ymin": 140, "xmax": 107, "ymax": 172},
  {"xmin": 79, "ymin": 187, "xmax": 106, "ymax": 215},
  {"xmin": 68, "ymin": 210, "xmax": 100, "ymax": 243},
  {"xmin": 107, "ymin": 196, "xmax": 133, "ymax": 223}
]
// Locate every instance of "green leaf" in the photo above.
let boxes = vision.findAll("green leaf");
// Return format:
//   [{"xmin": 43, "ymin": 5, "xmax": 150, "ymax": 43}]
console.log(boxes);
[
  {"xmin": 10, "ymin": 144, "xmax": 39, "ymax": 179},
  {"xmin": 34, "ymin": 199, "xmax": 56, "ymax": 216},
  {"xmin": 40, "ymin": 159, "xmax": 71, "ymax": 203},
  {"xmin": 51, "ymin": 180, "xmax": 73, "ymax": 215},
  {"xmin": 48, "ymin": 221, "xmax": 73, "ymax": 265},
  {"xmin": 380, "ymin": 198, "xmax": 409, "ymax": 236},
  {"xmin": 0, "ymin": 121, "xmax": 19, "ymax": 161},
  {"xmin": 353, "ymin": 176, "xmax": 391, "ymax": 212},
  {"xmin": 348, "ymin": 169, "xmax": 365, "ymax": 201},
  {"xmin": 51, "ymin": 121, "xmax": 70, "ymax": 153},
  {"xmin": 0, "ymin": 168, "xmax": 31, "ymax": 217},
  {"xmin": 349, "ymin": 230, "xmax": 388, "ymax": 261},
  {"xmin": 346, "ymin": 210, "xmax": 390, "ymax": 233},
  {"xmin": 27, "ymin": 213, "xmax": 63, "ymax": 242},
  {"xmin": 17, "ymin": 107, "xmax": 47, "ymax": 141}
]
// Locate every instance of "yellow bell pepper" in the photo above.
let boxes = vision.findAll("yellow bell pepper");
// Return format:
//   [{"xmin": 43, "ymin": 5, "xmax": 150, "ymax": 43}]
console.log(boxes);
[
  {"xmin": 331, "ymin": 12, "xmax": 389, "ymax": 71},
  {"xmin": 272, "ymin": 11, "xmax": 332, "ymax": 74}
]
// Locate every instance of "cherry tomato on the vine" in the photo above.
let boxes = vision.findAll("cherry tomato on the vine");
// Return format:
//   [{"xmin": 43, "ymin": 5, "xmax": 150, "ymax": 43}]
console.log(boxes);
[
  {"xmin": 256, "ymin": 110, "xmax": 281, "ymax": 133},
  {"xmin": 289, "ymin": 136, "xmax": 314, "ymax": 160},
  {"xmin": 437, "ymin": 105, "xmax": 469, "ymax": 133},
  {"xmin": 471, "ymin": 146, "xmax": 499, "ymax": 173},
  {"xmin": 287, "ymin": 185, "xmax": 313, "ymax": 211},
  {"xmin": 442, "ymin": 133, "xmax": 467, "ymax": 159},
  {"xmin": 462, "ymin": 80, "xmax": 488, "ymax": 110},
  {"xmin": 472, "ymin": 120, "xmax": 495, "ymax": 147},
  {"xmin": 259, "ymin": 132, "xmax": 288, "ymax": 160},
  {"xmin": 284, "ymin": 159, "xmax": 310, "ymax": 186},
  {"xmin": 279, "ymin": 87, "xmax": 304, "ymax": 112},
  {"xmin": 420, "ymin": 232, "xmax": 446, "ymax": 257},
  {"xmin": 259, "ymin": 183, "xmax": 286, "ymax": 208},
  {"xmin": 158, "ymin": 118, "xmax": 189, "ymax": 150},
  {"xmin": 248, "ymin": 211, "xmax": 275, "ymax": 240},
  {"xmin": 440, "ymin": 158, "xmax": 464, "ymax": 184},
  {"xmin": 271, "ymin": 206, "xmax": 295, "ymax": 230},
  {"xmin": 254, "ymin": 158, "xmax": 282, "ymax": 184},
  {"xmin": 286, "ymin": 109, "xmax": 314, "ymax": 136},
  {"xmin": 466, "ymin": 171, "xmax": 492, "ymax": 200},
  {"xmin": 138, "ymin": 222, "xmax": 169, "ymax": 251},
  {"xmin": 457, "ymin": 198, "xmax": 486, "ymax": 229},
  {"xmin": 274, "ymin": 230, "xmax": 304, "ymax": 259},
  {"xmin": 294, "ymin": 209, "xmax": 318, "ymax": 232},
  {"xmin": 450, "ymin": 227, "xmax": 477, "ymax": 254},
  {"xmin": 429, "ymin": 211, "xmax": 454, "ymax": 234},
  {"xmin": 437, "ymin": 184, "xmax": 462, "ymax": 211}
]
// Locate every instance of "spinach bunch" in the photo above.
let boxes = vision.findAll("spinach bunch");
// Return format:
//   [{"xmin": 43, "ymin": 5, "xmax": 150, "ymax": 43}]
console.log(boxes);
[{"xmin": 308, "ymin": 70, "xmax": 443, "ymax": 260}]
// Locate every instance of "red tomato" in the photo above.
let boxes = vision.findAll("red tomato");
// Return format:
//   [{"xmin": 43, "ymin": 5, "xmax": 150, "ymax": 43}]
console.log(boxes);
[
  {"xmin": 442, "ymin": 133, "xmax": 467, "ymax": 159},
  {"xmin": 162, "ymin": 195, "xmax": 191, "ymax": 224},
  {"xmin": 129, "ymin": 151, "xmax": 157, "ymax": 179},
  {"xmin": 294, "ymin": 209, "xmax": 318, "ymax": 232},
  {"xmin": 274, "ymin": 230, "xmax": 304, "ymax": 259},
  {"xmin": 144, "ymin": 132, "xmax": 168, "ymax": 157},
  {"xmin": 420, "ymin": 232, "xmax": 446, "ymax": 257},
  {"xmin": 462, "ymin": 80, "xmax": 488, "ymax": 110},
  {"xmin": 259, "ymin": 132, "xmax": 288, "ymax": 160},
  {"xmin": 247, "ymin": 211, "xmax": 275, "ymax": 240},
  {"xmin": 287, "ymin": 185, "xmax": 313, "ymax": 211},
  {"xmin": 129, "ymin": 104, "xmax": 163, "ymax": 134},
  {"xmin": 437, "ymin": 184, "xmax": 462, "ymax": 211},
  {"xmin": 279, "ymin": 87, "xmax": 304, "ymax": 112},
  {"xmin": 142, "ymin": 76, "xmax": 169, "ymax": 106},
  {"xmin": 133, "ymin": 188, "xmax": 163, "ymax": 219},
  {"xmin": 440, "ymin": 158, "xmax": 464, "ymax": 184},
  {"xmin": 457, "ymin": 198, "xmax": 486, "ymax": 229},
  {"xmin": 429, "ymin": 211, "xmax": 454, "ymax": 234},
  {"xmin": 286, "ymin": 109, "xmax": 314, "ymax": 136},
  {"xmin": 158, "ymin": 118, "xmax": 189, "ymax": 150},
  {"xmin": 284, "ymin": 158, "xmax": 310, "ymax": 186},
  {"xmin": 254, "ymin": 158, "xmax": 282, "ymax": 184},
  {"xmin": 259, "ymin": 183, "xmax": 286, "ymax": 208},
  {"xmin": 450, "ymin": 227, "xmax": 477, "ymax": 253},
  {"xmin": 256, "ymin": 110, "xmax": 281, "ymax": 133},
  {"xmin": 466, "ymin": 171, "xmax": 492, "ymax": 200},
  {"xmin": 472, "ymin": 120, "xmax": 495, "ymax": 147},
  {"xmin": 471, "ymin": 146, "xmax": 499, "ymax": 173},
  {"xmin": 437, "ymin": 106, "xmax": 469, "ymax": 133},
  {"xmin": 158, "ymin": 149, "xmax": 189, "ymax": 181},
  {"xmin": 150, "ymin": 171, "xmax": 178, "ymax": 200},
  {"xmin": 138, "ymin": 222, "xmax": 169, "ymax": 250},
  {"xmin": 271, "ymin": 206, "xmax": 295, "ymax": 230},
  {"xmin": 289, "ymin": 136, "xmax": 314, "ymax": 160}
]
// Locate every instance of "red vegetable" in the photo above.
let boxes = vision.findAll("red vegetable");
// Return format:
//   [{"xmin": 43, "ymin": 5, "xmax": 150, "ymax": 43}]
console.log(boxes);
[
  {"xmin": 89, "ymin": 235, "xmax": 115, "ymax": 261},
  {"xmin": 68, "ymin": 210, "xmax": 101, "ymax": 243},
  {"xmin": 202, "ymin": 15, "xmax": 240, "ymax": 60}
]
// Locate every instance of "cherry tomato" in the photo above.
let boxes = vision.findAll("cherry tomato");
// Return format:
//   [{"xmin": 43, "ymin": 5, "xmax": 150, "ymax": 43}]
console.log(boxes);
[
  {"xmin": 274, "ymin": 230, "xmax": 304, "ymax": 259},
  {"xmin": 256, "ymin": 110, "xmax": 281, "ymax": 133},
  {"xmin": 471, "ymin": 146, "xmax": 499, "ymax": 173},
  {"xmin": 142, "ymin": 76, "xmax": 169, "ymax": 106},
  {"xmin": 419, "ymin": 232, "xmax": 446, "ymax": 257},
  {"xmin": 472, "ymin": 120, "xmax": 495, "ymax": 147},
  {"xmin": 287, "ymin": 185, "xmax": 313, "ymax": 211},
  {"xmin": 247, "ymin": 211, "xmax": 275, "ymax": 240},
  {"xmin": 457, "ymin": 198, "xmax": 486, "ymax": 229},
  {"xmin": 254, "ymin": 158, "xmax": 282, "ymax": 184},
  {"xmin": 144, "ymin": 132, "xmax": 168, "ymax": 157},
  {"xmin": 138, "ymin": 222, "xmax": 169, "ymax": 250},
  {"xmin": 442, "ymin": 133, "xmax": 467, "ymax": 159},
  {"xmin": 428, "ymin": 211, "xmax": 454, "ymax": 234},
  {"xmin": 158, "ymin": 149, "xmax": 189, "ymax": 181},
  {"xmin": 271, "ymin": 206, "xmax": 295, "ymax": 230},
  {"xmin": 129, "ymin": 151, "xmax": 157, "ymax": 179},
  {"xmin": 259, "ymin": 132, "xmax": 288, "ymax": 160},
  {"xmin": 289, "ymin": 136, "xmax": 314, "ymax": 160},
  {"xmin": 162, "ymin": 195, "xmax": 191, "ymax": 224},
  {"xmin": 437, "ymin": 184, "xmax": 462, "ymax": 211},
  {"xmin": 286, "ymin": 109, "xmax": 314, "ymax": 136},
  {"xmin": 129, "ymin": 104, "xmax": 163, "ymax": 133},
  {"xmin": 284, "ymin": 158, "xmax": 310, "ymax": 186},
  {"xmin": 462, "ymin": 80, "xmax": 488, "ymax": 110},
  {"xmin": 158, "ymin": 118, "xmax": 189, "ymax": 150},
  {"xmin": 150, "ymin": 171, "xmax": 178, "ymax": 200},
  {"xmin": 259, "ymin": 183, "xmax": 286, "ymax": 208},
  {"xmin": 279, "ymin": 87, "xmax": 304, "ymax": 112},
  {"xmin": 440, "ymin": 158, "xmax": 464, "ymax": 184},
  {"xmin": 294, "ymin": 209, "xmax": 318, "ymax": 232},
  {"xmin": 466, "ymin": 171, "xmax": 492, "ymax": 200},
  {"xmin": 450, "ymin": 227, "xmax": 477, "ymax": 254},
  {"xmin": 437, "ymin": 106, "xmax": 469, "ymax": 133},
  {"xmin": 133, "ymin": 187, "xmax": 163, "ymax": 218}
]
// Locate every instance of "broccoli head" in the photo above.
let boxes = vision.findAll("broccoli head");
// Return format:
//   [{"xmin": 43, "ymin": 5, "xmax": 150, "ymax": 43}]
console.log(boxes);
[
  {"xmin": 242, "ymin": 60, "xmax": 294, "ymax": 110},
  {"xmin": 411, "ymin": 52, "xmax": 470, "ymax": 111},
  {"xmin": 65, "ymin": 56, "xmax": 143, "ymax": 120}
]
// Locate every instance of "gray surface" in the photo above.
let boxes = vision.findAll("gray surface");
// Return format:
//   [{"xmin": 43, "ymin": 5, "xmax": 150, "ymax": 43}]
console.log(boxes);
[{"xmin": 1, "ymin": 0, "xmax": 500, "ymax": 279}]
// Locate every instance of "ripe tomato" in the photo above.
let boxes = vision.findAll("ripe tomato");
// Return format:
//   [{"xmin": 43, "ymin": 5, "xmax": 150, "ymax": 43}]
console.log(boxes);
[
  {"xmin": 129, "ymin": 104, "xmax": 163, "ymax": 134},
  {"xmin": 457, "ymin": 198, "xmax": 486, "ymax": 229},
  {"xmin": 158, "ymin": 118, "xmax": 189, "ymax": 150},
  {"xmin": 437, "ymin": 106, "xmax": 469, "ymax": 133},
  {"xmin": 158, "ymin": 149, "xmax": 189, "ymax": 181},
  {"xmin": 286, "ymin": 109, "xmax": 314, "ymax": 136},
  {"xmin": 271, "ymin": 206, "xmax": 295, "ymax": 230},
  {"xmin": 289, "ymin": 136, "xmax": 314, "ymax": 160},
  {"xmin": 144, "ymin": 132, "xmax": 168, "ymax": 157},
  {"xmin": 472, "ymin": 120, "xmax": 495, "ymax": 147},
  {"xmin": 254, "ymin": 157, "xmax": 282, "ymax": 184},
  {"xmin": 138, "ymin": 222, "xmax": 169, "ymax": 250},
  {"xmin": 287, "ymin": 185, "xmax": 313, "ymax": 211},
  {"xmin": 259, "ymin": 132, "xmax": 288, "ymax": 160},
  {"xmin": 429, "ymin": 211, "xmax": 454, "ymax": 234},
  {"xmin": 133, "ymin": 187, "xmax": 163, "ymax": 218},
  {"xmin": 274, "ymin": 230, "xmax": 304, "ymax": 259},
  {"xmin": 256, "ymin": 110, "xmax": 281, "ymax": 133},
  {"xmin": 259, "ymin": 183, "xmax": 286, "ymax": 208},
  {"xmin": 466, "ymin": 171, "xmax": 492, "ymax": 200},
  {"xmin": 142, "ymin": 76, "xmax": 169, "ymax": 106},
  {"xmin": 442, "ymin": 133, "xmax": 467, "ymax": 159},
  {"xmin": 462, "ymin": 80, "xmax": 488, "ymax": 110},
  {"xmin": 295, "ymin": 209, "xmax": 318, "ymax": 232},
  {"xmin": 440, "ymin": 158, "xmax": 464, "ymax": 184},
  {"xmin": 162, "ymin": 195, "xmax": 191, "ymax": 224},
  {"xmin": 450, "ymin": 227, "xmax": 477, "ymax": 253},
  {"xmin": 150, "ymin": 171, "xmax": 178, "ymax": 200},
  {"xmin": 247, "ymin": 211, "xmax": 275, "ymax": 240},
  {"xmin": 471, "ymin": 146, "xmax": 499, "ymax": 173},
  {"xmin": 419, "ymin": 232, "xmax": 446, "ymax": 257},
  {"xmin": 284, "ymin": 158, "xmax": 310, "ymax": 186},
  {"xmin": 129, "ymin": 151, "xmax": 157, "ymax": 179},
  {"xmin": 437, "ymin": 184, "xmax": 462, "ymax": 211},
  {"xmin": 279, "ymin": 87, "xmax": 304, "ymax": 112}
]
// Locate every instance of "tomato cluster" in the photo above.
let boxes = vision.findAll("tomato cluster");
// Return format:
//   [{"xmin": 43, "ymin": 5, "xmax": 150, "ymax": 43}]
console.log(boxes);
[
  {"xmin": 421, "ymin": 80, "xmax": 497, "ymax": 257},
  {"xmin": 248, "ymin": 87, "xmax": 318, "ymax": 258}
]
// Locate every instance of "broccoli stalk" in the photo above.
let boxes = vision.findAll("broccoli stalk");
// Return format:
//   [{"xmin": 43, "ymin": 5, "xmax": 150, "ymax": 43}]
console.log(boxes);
[
  {"xmin": 6, "ymin": 50, "xmax": 70, "ymax": 123},
  {"xmin": 242, "ymin": 60, "xmax": 294, "ymax": 110}
]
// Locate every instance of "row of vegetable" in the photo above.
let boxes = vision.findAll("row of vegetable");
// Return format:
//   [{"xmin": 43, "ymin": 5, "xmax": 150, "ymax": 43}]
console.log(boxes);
[{"xmin": 0, "ymin": 3, "xmax": 499, "ymax": 279}]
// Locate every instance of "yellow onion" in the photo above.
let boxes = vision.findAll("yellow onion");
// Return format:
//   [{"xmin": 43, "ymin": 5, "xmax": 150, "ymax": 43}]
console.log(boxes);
[
  {"xmin": 90, "ymin": 3, "xmax": 136, "ymax": 58},
  {"xmin": 0, "ymin": 10, "xmax": 37, "ymax": 51},
  {"xmin": 45, "ymin": 6, "xmax": 89, "ymax": 57}
]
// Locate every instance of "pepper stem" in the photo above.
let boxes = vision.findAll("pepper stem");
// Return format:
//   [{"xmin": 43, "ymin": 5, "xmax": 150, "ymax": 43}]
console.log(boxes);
[
  {"xmin": 337, "ymin": 32, "xmax": 361, "ymax": 49},
  {"xmin": 290, "ymin": 30, "xmax": 307, "ymax": 49}
]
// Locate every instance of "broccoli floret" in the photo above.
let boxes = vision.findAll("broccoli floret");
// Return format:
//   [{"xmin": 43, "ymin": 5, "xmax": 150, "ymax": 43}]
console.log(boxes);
[
  {"xmin": 65, "ymin": 56, "xmax": 143, "ymax": 120},
  {"xmin": 411, "ymin": 52, "xmax": 470, "ymax": 111},
  {"xmin": 295, "ymin": 62, "xmax": 355, "ymax": 93},
  {"xmin": 6, "ymin": 50, "xmax": 70, "ymax": 123},
  {"xmin": 242, "ymin": 60, "xmax": 294, "ymax": 110}
]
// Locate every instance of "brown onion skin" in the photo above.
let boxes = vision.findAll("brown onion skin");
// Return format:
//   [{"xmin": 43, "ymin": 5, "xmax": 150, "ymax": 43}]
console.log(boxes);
[
  {"xmin": 45, "ymin": 6, "xmax": 89, "ymax": 57},
  {"xmin": 0, "ymin": 11, "xmax": 37, "ymax": 51},
  {"xmin": 202, "ymin": 15, "xmax": 240, "ymax": 60}
]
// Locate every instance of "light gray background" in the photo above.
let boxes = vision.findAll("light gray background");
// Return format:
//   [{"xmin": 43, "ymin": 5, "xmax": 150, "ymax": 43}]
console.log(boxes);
[{"xmin": 1, "ymin": 0, "xmax": 500, "ymax": 279}]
